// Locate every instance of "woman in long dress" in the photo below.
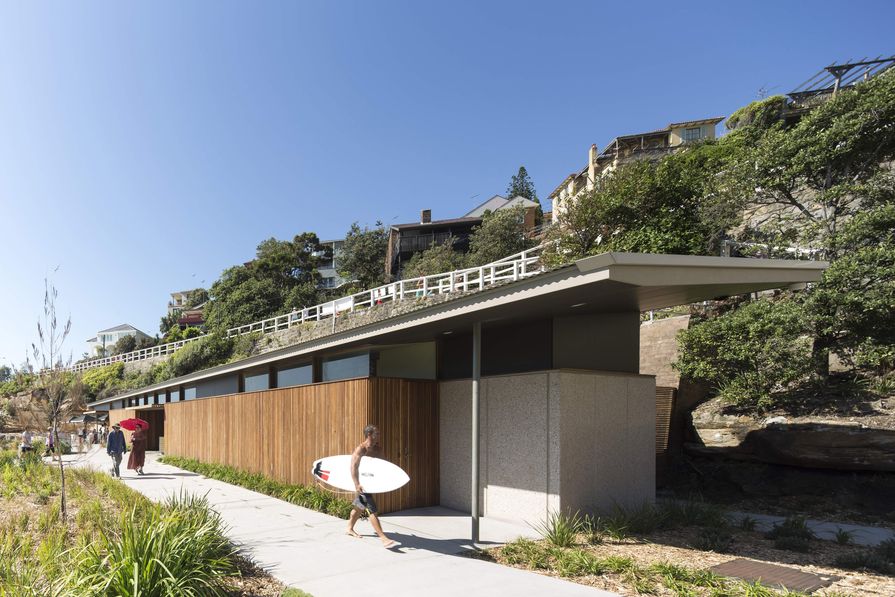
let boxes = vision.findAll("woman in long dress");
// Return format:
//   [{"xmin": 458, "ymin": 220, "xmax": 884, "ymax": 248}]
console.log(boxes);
[{"xmin": 127, "ymin": 426, "xmax": 147, "ymax": 475}]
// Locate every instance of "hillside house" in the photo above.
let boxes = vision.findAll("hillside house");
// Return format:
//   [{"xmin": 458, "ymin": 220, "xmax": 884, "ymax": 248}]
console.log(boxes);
[
  {"xmin": 87, "ymin": 324, "xmax": 152, "ymax": 357},
  {"xmin": 550, "ymin": 117, "xmax": 724, "ymax": 222}
]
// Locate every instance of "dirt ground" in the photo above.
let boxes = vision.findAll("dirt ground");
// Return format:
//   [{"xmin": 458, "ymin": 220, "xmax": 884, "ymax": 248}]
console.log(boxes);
[{"xmin": 485, "ymin": 526, "xmax": 895, "ymax": 596}]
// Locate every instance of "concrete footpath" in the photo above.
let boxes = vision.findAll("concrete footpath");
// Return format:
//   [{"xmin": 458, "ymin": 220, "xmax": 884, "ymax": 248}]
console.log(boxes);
[{"xmin": 71, "ymin": 448, "xmax": 615, "ymax": 597}]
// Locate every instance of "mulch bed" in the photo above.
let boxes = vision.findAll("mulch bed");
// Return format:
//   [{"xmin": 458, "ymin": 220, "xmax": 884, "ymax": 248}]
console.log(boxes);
[{"xmin": 482, "ymin": 525, "xmax": 895, "ymax": 596}]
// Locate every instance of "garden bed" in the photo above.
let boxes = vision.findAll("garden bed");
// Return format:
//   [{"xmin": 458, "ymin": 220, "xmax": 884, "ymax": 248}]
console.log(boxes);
[
  {"xmin": 0, "ymin": 447, "xmax": 290, "ymax": 596},
  {"xmin": 478, "ymin": 503, "xmax": 895, "ymax": 596}
]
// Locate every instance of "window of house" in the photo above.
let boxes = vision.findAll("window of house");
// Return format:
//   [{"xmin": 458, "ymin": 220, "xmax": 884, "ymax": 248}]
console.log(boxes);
[
  {"xmin": 244, "ymin": 371, "xmax": 270, "ymax": 392},
  {"xmin": 278, "ymin": 363, "xmax": 313, "ymax": 388},
  {"xmin": 184, "ymin": 386, "xmax": 197, "ymax": 401},
  {"xmin": 322, "ymin": 352, "xmax": 370, "ymax": 382},
  {"xmin": 683, "ymin": 127, "xmax": 703, "ymax": 142}
]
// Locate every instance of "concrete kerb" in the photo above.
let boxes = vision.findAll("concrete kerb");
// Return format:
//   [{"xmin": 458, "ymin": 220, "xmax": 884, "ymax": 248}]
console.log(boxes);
[{"xmin": 68, "ymin": 450, "xmax": 617, "ymax": 597}]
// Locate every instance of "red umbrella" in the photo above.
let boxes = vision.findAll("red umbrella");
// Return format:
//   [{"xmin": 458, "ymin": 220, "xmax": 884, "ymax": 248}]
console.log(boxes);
[{"xmin": 119, "ymin": 418, "xmax": 149, "ymax": 431}]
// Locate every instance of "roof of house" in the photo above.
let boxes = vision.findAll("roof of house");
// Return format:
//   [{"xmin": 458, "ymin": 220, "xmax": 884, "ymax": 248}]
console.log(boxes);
[
  {"xmin": 96, "ymin": 324, "xmax": 148, "ymax": 335},
  {"xmin": 86, "ymin": 252, "xmax": 827, "ymax": 409},
  {"xmin": 464, "ymin": 195, "xmax": 508, "ymax": 217},
  {"xmin": 390, "ymin": 216, "xmax": 482, "ymax": 232},
  {"xmin": 499, "ymin": 196, "xmax": 539, "ymax": 211},
  {"xmin": 464, "ymin": 195, "xmax": 540, "ymax": 218},
  {"xmin": 599, "ymin": 117, "xmax": 725, "ymax": 156}
]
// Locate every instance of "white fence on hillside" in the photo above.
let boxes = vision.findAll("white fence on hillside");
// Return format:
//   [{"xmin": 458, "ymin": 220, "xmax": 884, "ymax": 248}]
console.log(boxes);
[{"xmin": 68, "ymin": 245, "xmax": 547, "ymax": 374}]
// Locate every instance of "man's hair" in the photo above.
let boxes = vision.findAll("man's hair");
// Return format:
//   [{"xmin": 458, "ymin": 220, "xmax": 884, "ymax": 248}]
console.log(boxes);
[{"xmin": 363, "ymin": 424, "xmax": 378, "ymax": 438}]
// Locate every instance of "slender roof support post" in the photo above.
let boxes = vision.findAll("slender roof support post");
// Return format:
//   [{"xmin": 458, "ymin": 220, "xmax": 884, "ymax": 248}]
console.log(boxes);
[{"xmin": 471, "ymin": 320, "xmax": 481, "ymax": 543}]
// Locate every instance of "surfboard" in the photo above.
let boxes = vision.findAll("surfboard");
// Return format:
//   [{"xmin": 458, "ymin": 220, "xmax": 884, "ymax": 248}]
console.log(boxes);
[{"xmin": 311, "ymin": 455, "xmax": 410, "ymax": 494}]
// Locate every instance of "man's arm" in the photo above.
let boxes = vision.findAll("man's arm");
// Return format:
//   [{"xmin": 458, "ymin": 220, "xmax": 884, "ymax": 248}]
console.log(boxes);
[{"xmin": 350, "ymin": 445, "xmax": 364, "ymax": 492}]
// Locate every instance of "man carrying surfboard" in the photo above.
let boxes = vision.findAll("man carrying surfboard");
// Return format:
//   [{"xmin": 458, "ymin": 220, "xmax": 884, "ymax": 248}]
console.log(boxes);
[{"xmin": 347, "ymin": 425, "xmax": 401, "ymax": 549}]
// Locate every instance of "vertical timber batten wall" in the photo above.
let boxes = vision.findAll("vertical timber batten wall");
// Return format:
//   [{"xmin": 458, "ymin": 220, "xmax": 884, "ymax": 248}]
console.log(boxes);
[{"xmin": 162, "ymin": 377, "xmax": 438, "ymax": 514}]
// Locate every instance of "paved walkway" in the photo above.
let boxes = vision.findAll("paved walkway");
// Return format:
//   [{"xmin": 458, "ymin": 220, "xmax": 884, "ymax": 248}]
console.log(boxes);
[
  {"xmin": 70, "ymin": 448, "xmax": 615, "ymax": 597},
  {"xmin": 725, "ymin": 510, "xmax": 894, "ymax": 547}
]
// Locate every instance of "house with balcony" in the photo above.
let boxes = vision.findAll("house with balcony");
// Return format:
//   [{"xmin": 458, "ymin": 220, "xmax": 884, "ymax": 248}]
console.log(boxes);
[
  {"xmin": 550, "ymin": 117, "xmax": 724, "ymax": 221},
  {"xmin": 317, "ymin": 238, "xmax": 347, "ymax": 290},
  {"xmin": 168, "ymin": 289, "xmax": 208, "ymax": 328},
  {"xmin": 385, "ymin": 211, "xmax": 480, "ymax": 280},
  {"xmin": 386, "ymin": 197, "xmax": 542, "ymax": 280},
  {"xmin": 87, "ymin": 324, "xmax": 152, "ymax": 357},
  {"xmin": 168, "ymin": 291, "xmax": 190, "ymax": 315}
]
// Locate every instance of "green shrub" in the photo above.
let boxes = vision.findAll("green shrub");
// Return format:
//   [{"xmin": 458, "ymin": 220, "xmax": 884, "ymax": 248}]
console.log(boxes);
[
  {"xmin": 675, "ymin": 298, "xmax": 812, "ymax": 410},
  {"xmin": 834, "ymin": 550, "xmax": 893, "ymax": 574},
  {"xmin": 81, "ymin": 363, "xmax": 126, "ymax": 399},
  {"xmin": 739, "ymin": 515, "xmax": 758, "ymax": 531},
  {"xmin": 553, "ymin": 548, "xmax": 603, "ymax": 577},
  {"xmin": 694, "ymin": 527, "xmax": 733, "ymax": 552},
  {"xmin": 500, "ymin": 538, "xmax": 551, "ymax": 569},
  {"xmin": 231, "ymin": 332, "xmax": 261, "ymax": 361},
  {"xmin": 766, "ymin": 516, "xmax": 814, "ymax": 552},
  {"xmin": 169, "ymin": 333, "xmax": 235, "ymax": 378},
  {"xmin": 662, "ymin": 499, "xmax": 726, "ymax": 528},
  {"xmin": 834, "ymin": 528, "xmax": 854, "ymax": 545},
  {"xmin": 281, "ymin": 589, "xmax": 315, "ymax": 597},
  {"xmin": 876, "ymin": 538, "xmax": 895, "ymax": 563}
]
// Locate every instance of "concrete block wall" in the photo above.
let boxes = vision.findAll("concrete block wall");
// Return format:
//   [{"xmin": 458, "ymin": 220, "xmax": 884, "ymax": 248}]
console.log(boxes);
[
  {"xmin": 440, "ymin": 369, "xmax": 655, "ymax": 526},
  {"xmin": 639, "ymin": 315, "xmax": 690, "ymax": 388}
]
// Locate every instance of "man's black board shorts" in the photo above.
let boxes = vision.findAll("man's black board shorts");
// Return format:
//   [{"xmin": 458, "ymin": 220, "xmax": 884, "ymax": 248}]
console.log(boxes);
[{"xmin": 353, "ymin": 492, "xmax": 378, "ymax": 514}]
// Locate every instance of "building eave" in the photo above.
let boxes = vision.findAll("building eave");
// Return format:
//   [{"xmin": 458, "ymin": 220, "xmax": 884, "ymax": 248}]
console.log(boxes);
[{"xmin": 87, "ymin": 253, "xmax": 826, "ymax": 409}]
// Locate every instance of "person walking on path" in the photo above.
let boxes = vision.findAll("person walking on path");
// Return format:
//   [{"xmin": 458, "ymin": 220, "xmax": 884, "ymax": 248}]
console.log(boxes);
[
  {"xmin": 346, "ymin": 425, "xmax": 400, "ymax": 549},
  {"xmin": 127, "ymin": 425, "xmax": 147, "ymax": 475},
  {"xmin": 19, "ymin": 429, "xmax": 33, "ymax": 458},
  {"xmin": 107, "ymin": 423, "xmax": 127, "ymax": 478}
]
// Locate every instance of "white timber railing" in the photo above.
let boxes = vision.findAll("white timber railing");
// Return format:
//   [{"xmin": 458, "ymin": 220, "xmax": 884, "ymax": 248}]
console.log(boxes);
[{"xmin": 69, "ymin": 245, "xmax": 546, "ymax": 374}]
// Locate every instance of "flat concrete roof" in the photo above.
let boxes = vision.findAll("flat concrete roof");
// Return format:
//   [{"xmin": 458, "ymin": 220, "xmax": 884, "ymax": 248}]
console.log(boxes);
[{"xmin": 87, "ymin": 252, "xmax": 826, "ymax": 408}]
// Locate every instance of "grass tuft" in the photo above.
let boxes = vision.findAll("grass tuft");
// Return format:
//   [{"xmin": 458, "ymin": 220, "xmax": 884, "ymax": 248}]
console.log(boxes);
[
  {"xmin": 531, "ymin": 510, "xmax": 583, "ymax": 548},
  {"xmin": 765, "ymin": 516, "xmax": 814, "ymax": 552}
]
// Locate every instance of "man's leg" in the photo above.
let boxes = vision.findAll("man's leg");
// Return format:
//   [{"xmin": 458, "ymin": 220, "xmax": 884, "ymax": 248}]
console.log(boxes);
[
  {"xmin": 368, "ymin": 513, "xmax": 400, "ymax": 548},
  {"xmin": 347, "ymin": 508, "xmax": 362, "ymax": 537}
]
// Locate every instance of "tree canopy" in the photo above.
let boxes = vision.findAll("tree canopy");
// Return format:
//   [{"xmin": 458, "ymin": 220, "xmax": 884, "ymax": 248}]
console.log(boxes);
[
  {"xmin": 547, "ymin": 139, "xmax": 735, "ymax": 262},
  {"xmin": 338, "ymin": 222, "xmax": 388, "ymax": 289},
  {"xmin": 506, "ymin": 166, "xmax": 539, "ymax": 203},
  {"xmin": 670, "ymin": 70, "xmax": 895, "ymax": 407},
  {"xmin": 467, "ymin": 206, "xmax": 537, "ymax": 266},
  {"xmin": 204, "ymin": 233, "xmax": 324, "ymax": 332}
]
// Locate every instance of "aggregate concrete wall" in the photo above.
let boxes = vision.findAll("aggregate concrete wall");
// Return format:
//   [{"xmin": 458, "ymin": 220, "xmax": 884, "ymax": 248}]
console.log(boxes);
[
  {"xmin": 440, "ymin": 369, "xmax": 655, "ymax": 525},
  {"xmin": 559, "ymin": 371, "xmax": 655, "ymax": 513}
]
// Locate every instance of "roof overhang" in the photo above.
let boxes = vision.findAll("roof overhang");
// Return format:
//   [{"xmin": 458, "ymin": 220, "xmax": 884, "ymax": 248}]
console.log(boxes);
[{"xmin": 87, "ymin": 252, "xmax": 826, "ymax": 409}]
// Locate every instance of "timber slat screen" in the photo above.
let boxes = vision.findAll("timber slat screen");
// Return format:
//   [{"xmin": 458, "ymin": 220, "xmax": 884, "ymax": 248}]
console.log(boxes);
[
  {"xmin": 109, "ymin": 408, "xmax": 165, "ymax": 450},
  {"xmin": 655, "ymin": 386, "xmax": 676, "ymax": 455},
  {"xmin": 162, "ymin": 378, "xmax": 439, "ymax": 514}
]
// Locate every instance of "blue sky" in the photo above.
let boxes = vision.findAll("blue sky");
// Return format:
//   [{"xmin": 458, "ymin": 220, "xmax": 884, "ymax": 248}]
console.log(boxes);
[{"xmin": 0, "ymin": 1, "xmax": 892, "ymax": 367}]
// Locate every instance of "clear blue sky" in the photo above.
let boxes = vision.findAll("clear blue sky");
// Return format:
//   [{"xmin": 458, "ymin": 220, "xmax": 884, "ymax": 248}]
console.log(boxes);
[{"xmin": 1, "ymin": 1, "xmax": 892, "ymax": 367}]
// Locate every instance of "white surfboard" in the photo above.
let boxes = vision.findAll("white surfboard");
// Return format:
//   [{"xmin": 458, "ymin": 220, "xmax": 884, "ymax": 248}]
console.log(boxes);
[{"xmin": 311, "ymin": 455, "xmax": 410, "ymax": 494}]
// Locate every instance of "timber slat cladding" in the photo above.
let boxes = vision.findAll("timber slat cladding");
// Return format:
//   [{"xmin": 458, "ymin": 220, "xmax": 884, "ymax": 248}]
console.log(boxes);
[
  {"xmin": 655, "ymin": 386, "xmax": 676, "ymax": 454},
  {"xmin": 162, "ymin": 378, "xmax": 438, "ymax": 514}
]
